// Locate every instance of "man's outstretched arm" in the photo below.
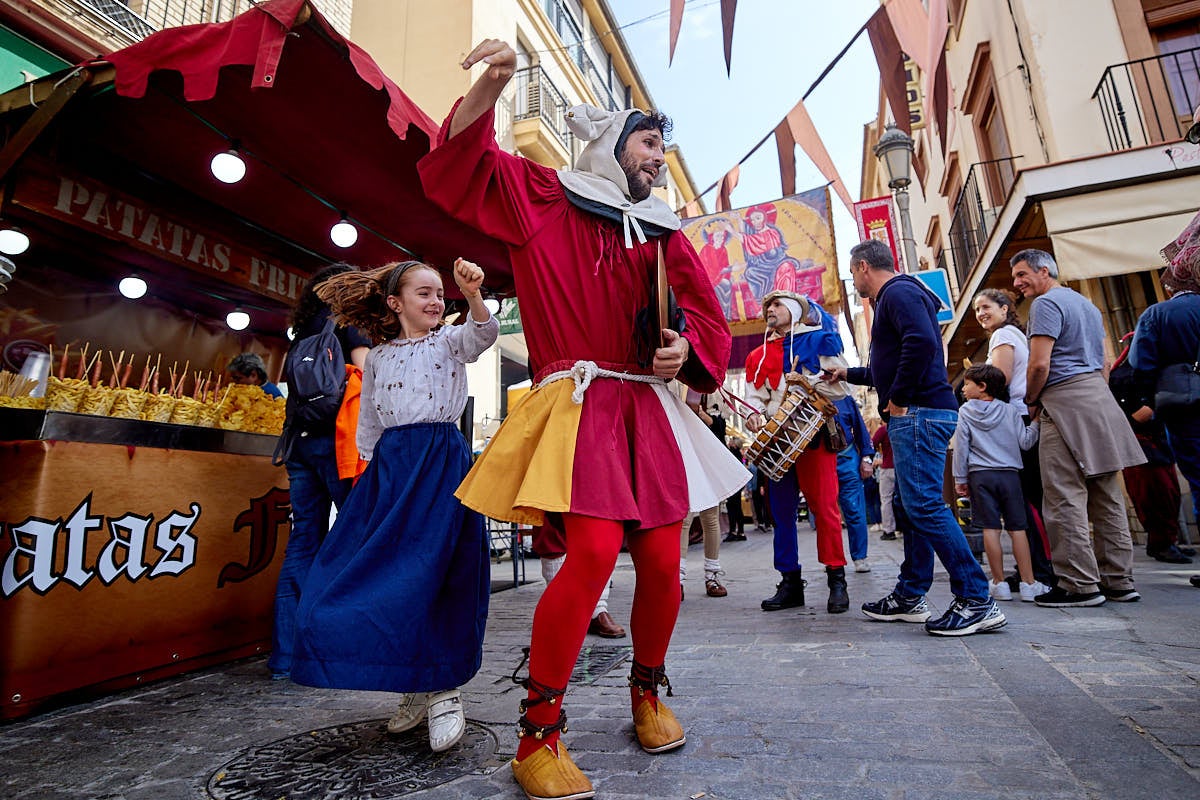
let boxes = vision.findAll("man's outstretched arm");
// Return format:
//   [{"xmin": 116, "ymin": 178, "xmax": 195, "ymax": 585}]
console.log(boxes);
[{"xmin": 449, "ymin": 39, "xmax": 516, "ymax": 138}]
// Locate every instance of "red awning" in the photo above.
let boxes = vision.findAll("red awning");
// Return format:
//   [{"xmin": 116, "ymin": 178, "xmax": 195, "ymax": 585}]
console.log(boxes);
[{"xmin": 48, "ymin": 0, "xmax": 510, "ymax": 295}]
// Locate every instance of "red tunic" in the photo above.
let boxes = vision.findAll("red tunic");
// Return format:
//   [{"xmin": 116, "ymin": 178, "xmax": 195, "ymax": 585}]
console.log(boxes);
[{"xmin": 418, "ymin": 104, "xmax": 733, "ymax": 528}]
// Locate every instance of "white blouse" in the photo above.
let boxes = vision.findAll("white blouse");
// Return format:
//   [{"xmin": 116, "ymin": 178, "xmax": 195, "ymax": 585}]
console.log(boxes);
[
  {"xmin": 986, "ymin": 324, "xmax": 1029, "ymax": 412},
  {"xmin": 357, "ymin": 315, "xmax": 500, "ymax": 460}
]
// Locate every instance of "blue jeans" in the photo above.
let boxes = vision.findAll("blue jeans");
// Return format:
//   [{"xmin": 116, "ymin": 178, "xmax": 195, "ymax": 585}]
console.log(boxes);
[
  {"xmin": 887, "ymin": 407, "xmax": 989, "ymax": 601},
  {"xmin": 837, "ymin": 444, "xmax": 869, "ymax": 561},
  {"xmin": 269, "ymin": 431, "xmax": 352, "ymax": 673}
]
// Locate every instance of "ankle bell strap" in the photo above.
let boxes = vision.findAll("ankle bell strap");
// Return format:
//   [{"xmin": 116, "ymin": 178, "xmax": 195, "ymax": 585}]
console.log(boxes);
[
  {"xmin": 510, "ymin": 646, "xmax": 568, "ymax": 713},
  {"xmin": 517, "ymin": 709, "xmax": 569, "ymax": 740},
  {"xmin": 628, "ymin": 660, "xmax": 674, "ymax": 698}
]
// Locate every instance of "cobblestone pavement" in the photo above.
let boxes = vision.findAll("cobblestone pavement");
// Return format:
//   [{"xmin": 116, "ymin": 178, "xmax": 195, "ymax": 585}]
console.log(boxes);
[{"xmin": 2, "ymin": 528, "xmax": 1198, "ymax": 800}]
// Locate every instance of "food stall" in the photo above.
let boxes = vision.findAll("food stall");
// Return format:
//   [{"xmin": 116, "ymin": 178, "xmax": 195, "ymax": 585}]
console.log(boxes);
[{"xmin": 0, "ymin": 0, "xmax": 510, "ymax": 720}]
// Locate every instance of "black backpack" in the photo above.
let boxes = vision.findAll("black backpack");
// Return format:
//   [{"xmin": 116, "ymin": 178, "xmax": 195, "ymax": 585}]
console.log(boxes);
[{"xmin": 272, "ymin": 318, "xmax": 347, "ymax": 465}]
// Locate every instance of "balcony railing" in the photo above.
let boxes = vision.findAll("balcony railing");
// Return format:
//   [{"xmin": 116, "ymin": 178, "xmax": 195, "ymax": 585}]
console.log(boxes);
[
  {"xmin": 947, "ymin": 156, "xmax": 1021, "ymax": 289},
  {"xmin": 71, "ymin": 1, "xmax": 258, "ymax": 41},
  {"xmin": 1094, "ymin": 46, "xmax": 1200, "ymax": 150},
  {"xmin": 542, "ymin": 0, "xmax": 626, "ymax": 113},
  {"xmin": 513, "ymin": 66, "xmax": 572, "ymax": 152}
]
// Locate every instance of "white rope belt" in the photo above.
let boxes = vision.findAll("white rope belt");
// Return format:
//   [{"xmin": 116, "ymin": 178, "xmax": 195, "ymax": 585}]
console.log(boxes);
[{"xmin": 536, "ymin": 360, "xmax": 665, "ymax": 404}]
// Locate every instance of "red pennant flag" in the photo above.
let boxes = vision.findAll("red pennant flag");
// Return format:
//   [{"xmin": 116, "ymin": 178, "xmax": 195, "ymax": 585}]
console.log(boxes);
[
  {"xmin": 866, "ymin": 7, "xmax": 911, "ymax": 134},
  {"xmin": 721, "ymin": 0, "xmax": 738, "ymax": 75},
  {"xmin": 775, "ymin": 120, "xmax": 797, "ymax": 197},
  {"xmin": 885, "ymin": 0, "xmax": 930, "ymax": 75},
  {"xmin": 716, "ymin": 165, "xmax": 740, "ymax": 212},
  {"xmin": 926, "ymin": 0, "xmax": 951, "ymax": 154},
  {"xmin": 784, "ymin": 99, "xmax": 854, "ymax": 216},
  {"xmin": 669, "ymin": 0, "xmax": 685, "ymax": 65}
]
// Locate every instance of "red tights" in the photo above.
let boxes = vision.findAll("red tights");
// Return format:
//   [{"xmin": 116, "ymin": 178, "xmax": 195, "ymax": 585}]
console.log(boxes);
[{"xmin": 516, "ymin": 513, "xmax": 680, "ymax": 760}]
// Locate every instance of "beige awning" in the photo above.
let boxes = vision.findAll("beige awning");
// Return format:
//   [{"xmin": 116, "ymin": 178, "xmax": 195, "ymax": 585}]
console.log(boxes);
[{"xmin": 1042, "ymin": 173, "xmax": 1200, "ymax": 280}]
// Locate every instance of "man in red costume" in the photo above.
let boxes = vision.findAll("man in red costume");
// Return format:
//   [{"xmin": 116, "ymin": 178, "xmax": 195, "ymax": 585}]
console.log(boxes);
[
  {"xmin": 418, "ymin": 39, "xmax": 746, "ymax": 800},
  {"xmin": 745, "ymin": 290, "xmax": 852, "ymax": 615}
]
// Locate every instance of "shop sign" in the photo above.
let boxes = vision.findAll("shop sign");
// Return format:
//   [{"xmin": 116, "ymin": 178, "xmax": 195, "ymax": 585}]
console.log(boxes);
[
  {"xmin": 11, "ymin": 165, "xmax": 310, "ymax": 305},
  {"xmin": 0, "ymin": 439, "xmax": 290, "ymax": 719}
]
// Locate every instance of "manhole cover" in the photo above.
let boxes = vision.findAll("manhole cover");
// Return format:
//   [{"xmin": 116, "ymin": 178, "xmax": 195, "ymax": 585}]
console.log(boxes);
[
  {"xmin": 207, "ymin": 719, "xmax": 505, "ymax": 799},
  {"xmin": 570, "ymin": 643, "xmax": 631, "ymax": 685}
]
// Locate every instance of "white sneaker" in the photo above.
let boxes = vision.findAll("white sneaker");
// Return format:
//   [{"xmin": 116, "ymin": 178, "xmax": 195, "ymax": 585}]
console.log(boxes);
[
  {"xmin": 1019, "ymin": 580, "xmax": 1051, "ymax": 602},
  {"xmin": 426, "ymin": 689, "xmax": 466, "ymax": 752},
  {"xmin": 853, "ymin": 559, "xmax": 871, "ymax": 573},
  {"xmin": 989, "ymin": 580, "xmax": 1013, "ymax": 601},
  {"xmin": 387, "ymin": 692, "xmax": 428, "ymax": 733}
]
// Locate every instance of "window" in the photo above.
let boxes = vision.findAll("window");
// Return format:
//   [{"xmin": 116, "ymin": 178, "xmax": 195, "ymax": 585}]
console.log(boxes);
[
  {"xmin": 1151, "ymin": 17, "xmax": 1200, "ymax": 120},
  {"xmin": 963, "ymin": 44, "xmax": 1015, "ymax": 207}
]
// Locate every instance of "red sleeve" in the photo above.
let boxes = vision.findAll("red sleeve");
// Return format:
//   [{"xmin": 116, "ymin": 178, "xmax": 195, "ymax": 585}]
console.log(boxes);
[
  {"xmin": 417, "ymin": 99, "xmax": 563, "ymax": 247},
  {"xmin": 666, "ymin": 230, "xmax": 731, "ymax": 393}
]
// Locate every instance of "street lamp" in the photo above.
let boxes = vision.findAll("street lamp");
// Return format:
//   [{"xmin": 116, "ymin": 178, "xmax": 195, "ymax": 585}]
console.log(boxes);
[{"xmin": 873, "ymin": 123, "xmax": 918, "ymax": 273}]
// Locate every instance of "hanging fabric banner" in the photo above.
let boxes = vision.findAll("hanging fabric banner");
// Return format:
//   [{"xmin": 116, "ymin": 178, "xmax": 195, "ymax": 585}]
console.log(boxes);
[
  {"xmin": 853, "ymin": 196, "xmax": 905, "ymax": 272},
  {"xmin": 682, "ymin": 185, "xmax": 839, "ymax": 332}
]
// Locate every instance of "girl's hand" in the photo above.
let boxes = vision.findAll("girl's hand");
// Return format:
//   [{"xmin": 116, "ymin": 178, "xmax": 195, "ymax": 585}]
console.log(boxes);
[
  {"xmin": 453, "ymin": 258, "xmax": 485, "ymax": 298},
  {"xmin": 461, "ymin": 39, "xmax": 516, "ymax": 81}
]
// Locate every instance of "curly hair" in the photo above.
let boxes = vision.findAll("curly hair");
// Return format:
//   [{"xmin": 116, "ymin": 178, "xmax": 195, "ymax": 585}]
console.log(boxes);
[
  {"xmin": 315, "ymin": 260, "xmax": 439, "ymax": 343},
  {"xmin": 973, "ymin": 288, "xmax": 1024, "ymax": 333},
  {"xmin": 630, "ymin": 110, "xmax": 673, "ymax": 141},
  {"xmin": 291, "ymin": 262, "xmax": 358, "ymax": 332}
]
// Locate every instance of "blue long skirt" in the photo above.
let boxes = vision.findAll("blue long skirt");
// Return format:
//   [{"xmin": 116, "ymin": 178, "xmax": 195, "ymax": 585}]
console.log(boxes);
[{"xmin": 289, "ymin": 422, "xmax": 489, "ymax": 693}]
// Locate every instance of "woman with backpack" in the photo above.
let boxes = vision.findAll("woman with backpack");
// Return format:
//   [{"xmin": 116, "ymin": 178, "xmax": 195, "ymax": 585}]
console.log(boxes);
[
  {"xmin": 268, "ymin": 263, "xmax": 371, "ymax": 682},
  {"xmin": 289, "ymin": 258, "xmax": 499, "ymax": 754}
]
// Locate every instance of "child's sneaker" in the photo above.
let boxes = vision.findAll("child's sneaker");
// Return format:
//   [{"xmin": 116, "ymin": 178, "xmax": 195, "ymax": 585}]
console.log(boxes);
[
  {"xmin": 989, "ymin": 580, "xmax": 1013, "ymax": 601},
  {"xmin": 1019, "ymin": 580, "xmax": 1051, "ymax": 602}
]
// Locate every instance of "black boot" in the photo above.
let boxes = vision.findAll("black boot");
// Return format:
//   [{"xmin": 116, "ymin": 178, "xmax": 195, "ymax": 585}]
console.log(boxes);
[
  {"xmin": 826, "ymin": 566, "xmax": 849, "ymax": 614},
  {"xmin": 761, "ymin": 570, "xmax": 806, "ymax": 611}
]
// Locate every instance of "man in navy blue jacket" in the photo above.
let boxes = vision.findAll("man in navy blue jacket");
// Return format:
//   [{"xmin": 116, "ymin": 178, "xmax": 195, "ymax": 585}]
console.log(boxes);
[{"xmin": 824, "ymin": 239, "xmax": 1003, "ymax": 636}]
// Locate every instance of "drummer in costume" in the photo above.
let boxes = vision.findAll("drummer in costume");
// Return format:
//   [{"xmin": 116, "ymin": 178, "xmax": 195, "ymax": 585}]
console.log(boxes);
[
  {"xmin": 418, "ymin": 39, "xmax": 747, "ymax": 800},
  {"xmin": 289, "ymin": 258, "xmax": 499, "ymax": 754},
  {"xmin": 745, "ymin": 290, "xmax": 853, "ymax": 614}
]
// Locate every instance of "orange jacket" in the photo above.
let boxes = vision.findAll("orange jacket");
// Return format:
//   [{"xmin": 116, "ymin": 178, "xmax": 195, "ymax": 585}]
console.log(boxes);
[{"xmin": 335, "ymin": 364, "xmax": 368, "ymax": 481}]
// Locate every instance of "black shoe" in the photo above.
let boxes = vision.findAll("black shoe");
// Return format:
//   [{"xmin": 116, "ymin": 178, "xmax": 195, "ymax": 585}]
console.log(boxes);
[
  {"xmin": 1033, "ymin": 586, "xmax": 1105, "ymax": 607},
  {"xmin": 826, "ymin": 566, "xmax": 849, "ymax": 614},
  {"xmin": 1100, "ymin": 586, "xmax": 1141, "ymax": 602},
  {"xmin": 1004, "ymin": 572, "xmax": 1021, "ymax": 593},
  {"xmin": 723, "ymin": 533, "xmax": 747, "ymax": 542},
  {"xmin": 1179, "ymin": 546, "xmax": 1197, "ymax": 556},
  {"xmin": 1191, "ymin": 576, "xmax": 1200, "ymax": 588},
  {"xmin": 879, "ymin": 531, "xmax": 897, "ymax": 541},
  {"xmin": 761, "ymin": 570, "xmax": 806, "ymax": 611},
  {"xmin": 1147, "ymin": 545, "xmax": 1194, "ymax": 564}
]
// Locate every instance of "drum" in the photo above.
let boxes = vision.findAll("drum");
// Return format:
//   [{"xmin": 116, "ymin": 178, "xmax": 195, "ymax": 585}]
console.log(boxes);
[{"xmin": 746, "ymin": 373, "xmax": 837, "ymax": 482}]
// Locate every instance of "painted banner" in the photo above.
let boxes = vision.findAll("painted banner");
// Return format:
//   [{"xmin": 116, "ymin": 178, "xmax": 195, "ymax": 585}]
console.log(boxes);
[
  {"xmin": 0, "ymin": 439, "xmax": 289, "ymax": 719},
  {"xmin": 853, "ymin": 196, "xmax": 905, "ymax": 272},
  {"xmin": 681, "ymin": 186, "xmax": 839, "ymax": 334}
]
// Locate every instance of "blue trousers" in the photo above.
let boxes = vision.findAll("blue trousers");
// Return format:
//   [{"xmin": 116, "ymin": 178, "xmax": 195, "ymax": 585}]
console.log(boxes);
[
  {"xmin": 837, "ymin": 444, "xmax": 869, "ymax": 561},
  {"xmin": 887, "ymin": 407, "xmax": 989, "ymax": 601},
  {"xmin": 269, "ymin": 432, "xmax": 352, "ymax": 674}
]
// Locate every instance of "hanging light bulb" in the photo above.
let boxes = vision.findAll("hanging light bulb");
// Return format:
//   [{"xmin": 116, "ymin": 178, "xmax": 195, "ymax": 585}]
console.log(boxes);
[
  {"xmin": 0, "ymin": 226, "xmax": 30, "ymax": 255},
  {"xmin": 226, "ymin": 308, "xmax": 250, "ymax": 330},
  {"xmin": 210, "ymin": 141, "xmax": 246, "ymax": 184},
  {"xmin": 329, "ymin": 214, "xmax": 358, "ymax": 248},
  {"xmin": 483, "ymin": 297, "xmax": 501, "ymax": 314},
  {"xmin": 118, "ymin": 273, "xmax": 148, "ymax": 299}
]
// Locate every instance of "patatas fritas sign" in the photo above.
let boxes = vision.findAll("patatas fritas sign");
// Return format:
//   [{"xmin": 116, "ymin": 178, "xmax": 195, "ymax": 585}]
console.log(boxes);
[{"xmin": 0, "ymin": 439, "xmax": 290, "ymax": 720}]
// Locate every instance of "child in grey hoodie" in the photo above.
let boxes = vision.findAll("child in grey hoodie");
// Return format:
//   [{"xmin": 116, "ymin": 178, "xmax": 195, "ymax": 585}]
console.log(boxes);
[{"xmin": 953, "ymin": 365, "xmax": 1047, "ymax": 602}]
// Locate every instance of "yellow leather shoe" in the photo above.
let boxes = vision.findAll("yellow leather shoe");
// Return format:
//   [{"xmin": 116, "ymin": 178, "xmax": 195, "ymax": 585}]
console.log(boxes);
[
  {"xmin": 510, "ymin": 742, "xmax": 595, "ymax": 800},
  {"xmin": 633, "ymin": 699, "xmax": 686, "ymax": 753}
]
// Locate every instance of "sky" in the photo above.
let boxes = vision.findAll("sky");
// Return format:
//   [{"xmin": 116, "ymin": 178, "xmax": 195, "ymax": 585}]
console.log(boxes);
[{"xmin": 607, "ymin": 0, "xmax": 884, "ymax": 293}]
